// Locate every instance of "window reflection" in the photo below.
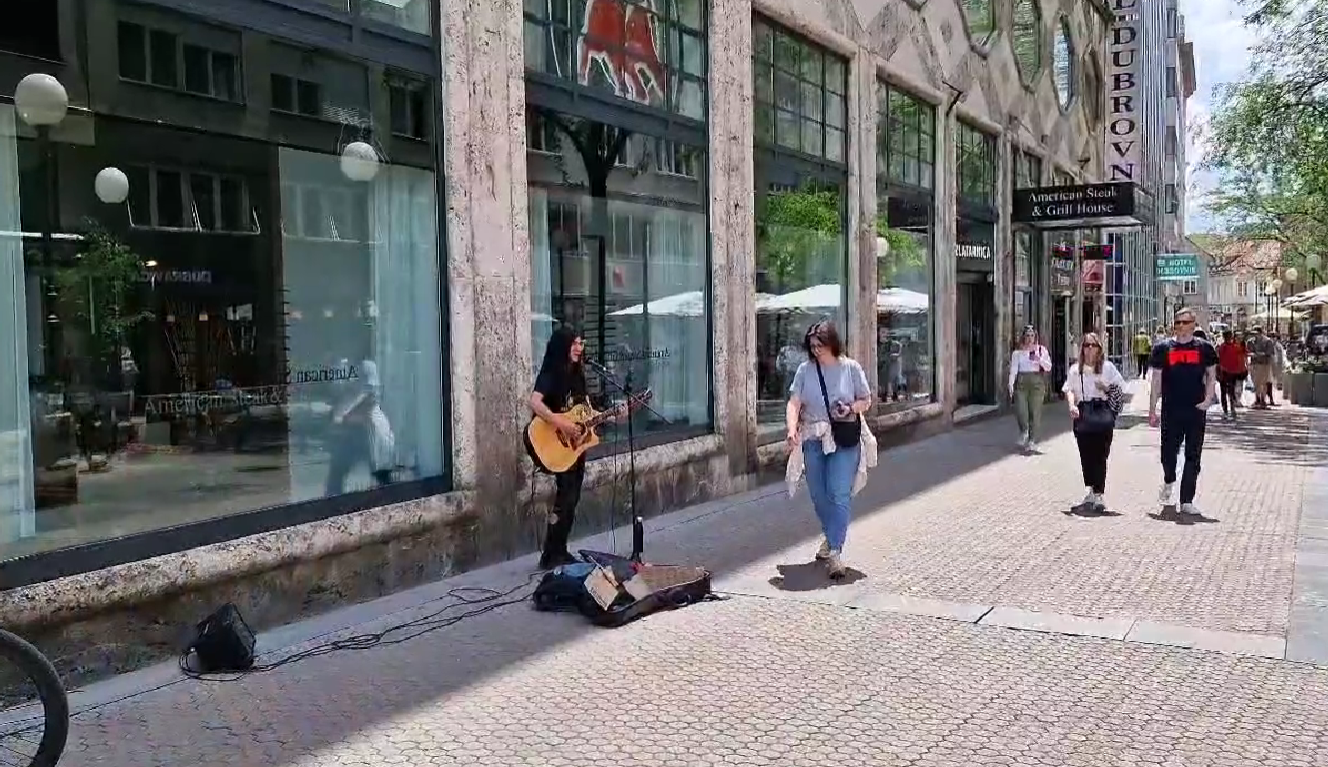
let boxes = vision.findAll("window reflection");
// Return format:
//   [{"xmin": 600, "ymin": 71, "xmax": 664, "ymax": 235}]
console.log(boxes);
[
  {"xmin": 0, "ymin": 1, "xmax": 445, "ymax": 559},
  {"xmin": 526, "ymin": 108, "xmax": 712, "ymax": 442}
]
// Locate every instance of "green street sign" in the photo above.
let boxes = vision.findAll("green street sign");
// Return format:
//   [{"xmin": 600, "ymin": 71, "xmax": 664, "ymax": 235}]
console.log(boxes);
[{"xmin": 1156, "ymin": 254, "xmax": 1199, "ymax": 281}]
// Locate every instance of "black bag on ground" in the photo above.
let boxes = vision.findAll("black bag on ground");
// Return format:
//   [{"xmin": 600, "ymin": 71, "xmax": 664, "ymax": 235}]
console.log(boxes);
[{"xmin": 535, "ymin": 551, "xmax": 716, "ymax": 628}]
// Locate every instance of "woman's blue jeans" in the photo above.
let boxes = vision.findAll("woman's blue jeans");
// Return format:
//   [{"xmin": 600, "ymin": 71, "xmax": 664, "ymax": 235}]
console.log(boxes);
[{"xmin": 802, "ymin": 439, "xmax": 860, "ymax": 551}]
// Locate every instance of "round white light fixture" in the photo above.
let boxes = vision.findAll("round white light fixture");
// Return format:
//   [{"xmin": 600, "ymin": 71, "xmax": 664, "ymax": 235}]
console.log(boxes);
[
  {"xmin": 1272, "ymin": 278, "xmax": 1283, "ymax": 290},
  {"xmin": 340, "ymin": 141, "xmax": 380, "ymax": 182},
  {"xmin": 1264, "ymin": 283, "xmax": 1277, "ymax": 296},
  {"xmin": 1284, "ymin": 267, "xmax": 1299, "ymax": 283},
  {"xmin": 94, "ymin": 167, "xmax": 130, "ymax": 204},
  {"xmin": 14, "ymin": 73, "xmax": 69, "ymax": 127},
  {"xmin": 876, "ymin": 236, "xmax": 890, "ymax": 258},
  {"xmin": 1306, "ymin": 253, "xmax": 1323, "ymax": 271}
]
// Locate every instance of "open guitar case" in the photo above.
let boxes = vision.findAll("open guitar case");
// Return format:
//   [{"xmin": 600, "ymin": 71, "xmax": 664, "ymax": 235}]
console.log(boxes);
[{"xmin": 532, "ymin": 550, "xmax": 719, "ymax": 628}]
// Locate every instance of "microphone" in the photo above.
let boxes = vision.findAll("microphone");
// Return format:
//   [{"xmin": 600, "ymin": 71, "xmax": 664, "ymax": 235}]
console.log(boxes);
[{"xmin": 582, "ymin": 357, "xmax": 612, "ymax": 376}]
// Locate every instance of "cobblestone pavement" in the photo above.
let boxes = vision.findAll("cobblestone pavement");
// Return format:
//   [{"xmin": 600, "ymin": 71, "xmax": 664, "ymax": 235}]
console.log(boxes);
[{"xmin": 52, "ymin": 394, "xmax": 1328, "ymax": 766}]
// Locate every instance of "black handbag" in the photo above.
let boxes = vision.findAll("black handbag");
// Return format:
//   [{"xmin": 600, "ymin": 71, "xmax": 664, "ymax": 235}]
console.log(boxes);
[
  {"xmin": 1072, "ymin": 371, "xmax": 1117, "ymax": 435},
  {"xmin": 815, "ymin": 361, "xmax": 862, "ymax": 448}
]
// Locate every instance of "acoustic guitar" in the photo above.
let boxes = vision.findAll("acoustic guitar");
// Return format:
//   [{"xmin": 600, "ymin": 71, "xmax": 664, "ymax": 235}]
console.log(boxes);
[{"xmin": 524, "ymin": 389, "xmax": 653, "ymax": 473}]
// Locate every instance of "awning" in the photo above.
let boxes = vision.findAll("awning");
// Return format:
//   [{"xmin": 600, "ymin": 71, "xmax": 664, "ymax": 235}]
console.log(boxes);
[{"xmin": 1011, "ymin": 182, "xmax": 1154, "ymax": 230}]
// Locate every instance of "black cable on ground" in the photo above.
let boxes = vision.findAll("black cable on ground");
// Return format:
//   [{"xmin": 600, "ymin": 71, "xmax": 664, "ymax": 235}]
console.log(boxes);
[{"xmin": 178, "ymin": 571, "xmax": 544, "ymax": 682}]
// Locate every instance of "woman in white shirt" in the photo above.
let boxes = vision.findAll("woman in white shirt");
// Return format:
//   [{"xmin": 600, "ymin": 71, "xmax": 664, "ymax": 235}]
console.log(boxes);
[
  {"xmin": 1062, "ymin": 332, "xmax": 1126, "ymax": 511},
  {"xmin": 1008, "ymin": 326, "xmax": 1053, "ymax": 452}
]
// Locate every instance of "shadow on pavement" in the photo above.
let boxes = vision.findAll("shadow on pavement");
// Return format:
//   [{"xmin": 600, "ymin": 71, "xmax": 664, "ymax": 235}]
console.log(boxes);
[
  {"xmin": 55, "ymin": 400, "xmax": 1278, "ymax": 766},
  {"xmin": 1206, "ymin": 407, "xmax": 1328, "ymax": 467},
  {"xmin": 1063, "ymin": 503, "xmax": 1122, "ymax": 518},
  {"xmin": 769, "ymin": 562, "xmax": 867, "ymax": 591},
  {"xmin": 1147, "ymin": 505, "xmax": 1220, "ymax": 525}
]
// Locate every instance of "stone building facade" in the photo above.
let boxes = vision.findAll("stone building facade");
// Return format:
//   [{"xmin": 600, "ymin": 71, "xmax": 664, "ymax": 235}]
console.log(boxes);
[{"xmin": 0, "ymin": 0, "xmax": 1110, "ymax": 681}]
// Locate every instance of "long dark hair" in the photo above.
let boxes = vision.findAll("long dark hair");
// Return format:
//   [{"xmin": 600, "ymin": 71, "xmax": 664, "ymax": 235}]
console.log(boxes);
[{"xmin": 538, "ymin": 326, "xmax": 587, "ymax": 394}]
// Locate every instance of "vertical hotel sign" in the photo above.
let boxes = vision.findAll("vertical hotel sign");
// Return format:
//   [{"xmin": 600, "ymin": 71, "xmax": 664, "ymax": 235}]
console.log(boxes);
[{"xmin": 1105, "ymin": 0, "xmax": 1142, "ymax": 182}]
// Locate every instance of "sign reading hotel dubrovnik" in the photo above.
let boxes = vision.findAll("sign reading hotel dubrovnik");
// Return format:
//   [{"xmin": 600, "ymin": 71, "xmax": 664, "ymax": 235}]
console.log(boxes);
[{"xmin": 1106, "ymin": 0, "xmax": 1142, "ymax": 182}]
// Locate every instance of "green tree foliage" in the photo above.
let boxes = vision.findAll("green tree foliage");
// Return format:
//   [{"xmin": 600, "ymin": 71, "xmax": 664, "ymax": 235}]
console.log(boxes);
[
  {"xmin": 755, "ymin": 187, "xmax": 841, "ymax": 288},
  {"xmin": 1203, "ymin": 0, "xmax": 1328, "ymax": 268},
  {"xmin": 51, "ymin": 222, "xmax": 153, "ymax": 359}
]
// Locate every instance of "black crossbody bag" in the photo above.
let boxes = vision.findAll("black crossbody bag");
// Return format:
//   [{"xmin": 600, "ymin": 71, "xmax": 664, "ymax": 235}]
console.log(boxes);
[{"xmin": 814, "ymin": 360, "xmax": 862, "ymax": 448}]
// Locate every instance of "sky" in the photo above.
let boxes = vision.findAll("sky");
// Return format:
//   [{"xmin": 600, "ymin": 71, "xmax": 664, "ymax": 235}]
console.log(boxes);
[{"xmin": 1176, "ymin": 0, "xmax": 1261, "ymax": 234}]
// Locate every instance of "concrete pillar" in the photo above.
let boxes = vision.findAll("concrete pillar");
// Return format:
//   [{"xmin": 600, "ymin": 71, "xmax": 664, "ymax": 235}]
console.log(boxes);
[
  {"xmin": 994, "ymin": 130, "xmax": 1013, "ymax": 396},
  {"xmin": 440, "ymin": 0, "xmax": 532, "ymax": 545},
  {"xmin": 936, "ymin": 94, "xmax": 959, "ymax": 412},
  {"xmin": 710, "ymin": 0, "xmax": 757, "ymax": 476},
  {"xmin": 849, "ymin": 46, "xmax": 878, "ymax": 388}
]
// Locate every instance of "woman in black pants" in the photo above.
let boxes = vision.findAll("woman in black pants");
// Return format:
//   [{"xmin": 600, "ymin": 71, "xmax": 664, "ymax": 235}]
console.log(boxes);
[{"xmin": 1062, "ymin": 333, "xmax": 1126, "ymax": 511}]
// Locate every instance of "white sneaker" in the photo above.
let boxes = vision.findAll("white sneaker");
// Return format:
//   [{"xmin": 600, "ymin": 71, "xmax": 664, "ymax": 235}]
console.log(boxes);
[
  {"xmin": 814, "ymin": 538, "xmax": 831, "ymax": 561},
  {"xmin": 1026, "ymin": 440, "xmax": 1041, "ymax": 454},
  {"xmin": 1179, "ymin": 502, "xmax": 1202, "ymax": 516},
  {"xmin": 1017, "ymin": 432, "xmax": 1029, "ymax": 449},
  {"xmin": 1081, "ymin": 489, "xmax": 1097, "ymax": 506},
  {"xmin": 1158, "ymin": 483, "xmax": 1175, "ymax": 504},
  {"xmin": 825, "ymin": 550, "xmax": 847, "ymax": 579}
]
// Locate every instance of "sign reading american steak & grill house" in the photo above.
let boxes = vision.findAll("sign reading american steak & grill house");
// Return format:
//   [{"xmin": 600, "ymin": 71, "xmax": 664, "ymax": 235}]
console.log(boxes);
[{"xmin": 1011, "ymin": 182, "xmax": 1135, "ymax": 224}]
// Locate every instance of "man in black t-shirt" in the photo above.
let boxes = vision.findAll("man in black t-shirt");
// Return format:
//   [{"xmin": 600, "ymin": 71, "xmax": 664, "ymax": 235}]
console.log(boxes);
[{"xmin": 1148, "ymin": 307, "xmax": 1219, "ymax": 516}]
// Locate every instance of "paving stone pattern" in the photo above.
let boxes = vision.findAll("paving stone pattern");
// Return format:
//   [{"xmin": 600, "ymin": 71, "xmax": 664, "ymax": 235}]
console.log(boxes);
[
  {"xmin": 63, "ymin": 600, "xmax": 1328, "ymax": 766},
  {"xmin": 53, "ymin": 396, "xmax": 1328, "ymax": 766}
]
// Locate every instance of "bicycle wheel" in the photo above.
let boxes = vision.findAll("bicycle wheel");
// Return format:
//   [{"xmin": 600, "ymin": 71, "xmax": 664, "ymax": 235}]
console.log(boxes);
[{"xmin": 0, "ymin": 629, "xmax": 69, "ymax": 767}]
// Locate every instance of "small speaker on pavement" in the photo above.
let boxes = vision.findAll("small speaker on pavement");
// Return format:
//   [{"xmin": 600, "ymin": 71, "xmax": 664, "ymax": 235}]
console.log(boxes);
[{"xmin": 188, "ymin": 603, "xmax": 257, "ymax": 673}]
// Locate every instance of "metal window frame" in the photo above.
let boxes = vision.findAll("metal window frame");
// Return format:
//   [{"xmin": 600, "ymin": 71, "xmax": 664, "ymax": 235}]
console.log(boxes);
[
  {"xmin": 879, "ymin": 83, "xmax": 936, "ymax": 191},
  {"xmin": 522, "ymin": 0, "xmax": 710, "ymax": 128},
  {"xmin": 753, "ymin": 15, "xmax": 849, "ymax": 167},
  {"xmin": 876, "ymin": 181, "xmax": 939, "ymax": 410},
  {"xmin": 956, "ymin": 120, "xmax": 997, "ymax": 217},
  {"xmin": 0, "ymin": 0, "xmax": 453, "ymax": 589},
  {"xmin": 523, "ymin": 2, "xmax": 717, "ymax": 446}
]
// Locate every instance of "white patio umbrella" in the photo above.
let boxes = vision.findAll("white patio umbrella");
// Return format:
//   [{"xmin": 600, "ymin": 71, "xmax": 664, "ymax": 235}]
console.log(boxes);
[
  {"xmin": 1250, "ymin": 307, "xmax": 1307, "ymax": 322},
  {"xmin": 609, "ymin": 290, "xmax": 707, "ymax": 317},
  {"xmin": 758, "ymin": 283, "xmax": 842, "ymax": 313},
  {"xmin": 877, "ymin": 287, "xmax": 929, "ymax": 314},
  {"xmin": 1284, "ymin": 284, "xmax": 1328, "ymax": 308}
]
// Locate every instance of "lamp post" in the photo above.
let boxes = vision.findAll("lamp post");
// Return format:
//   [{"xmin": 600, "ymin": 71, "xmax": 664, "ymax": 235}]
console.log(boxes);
[
  {"xmin": 1264, "ymin": 282, "xmax": 1278, "ymax": 331},
  {"xmin": 1283, "ymin": 267, "xmax": 1299, "ymax": 337},
  {"xmin": 14, "ymin": 73, "xmax": 69, "ymax": 375}
]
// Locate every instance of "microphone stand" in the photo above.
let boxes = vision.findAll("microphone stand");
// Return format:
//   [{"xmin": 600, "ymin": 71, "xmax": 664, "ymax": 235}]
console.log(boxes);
[{"xmin": 583, "ymin": 357, "xmax": 670, "ymax": 562}]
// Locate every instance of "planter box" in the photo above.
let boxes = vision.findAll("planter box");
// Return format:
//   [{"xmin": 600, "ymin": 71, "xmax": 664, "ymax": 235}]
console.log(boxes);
[
  {"xmin": 1289, "ymin": 372, "xmax": 1314, "ymax": 404},
  {"xmin": 1314, "ymin": 373, "xmax": 1328, "ymax": 408}
]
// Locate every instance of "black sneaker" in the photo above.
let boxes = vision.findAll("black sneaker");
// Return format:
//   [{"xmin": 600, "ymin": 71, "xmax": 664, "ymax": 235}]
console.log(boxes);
[{"xmin": 538, "ymin": 550, "xmax": 578, "ymax": 570}]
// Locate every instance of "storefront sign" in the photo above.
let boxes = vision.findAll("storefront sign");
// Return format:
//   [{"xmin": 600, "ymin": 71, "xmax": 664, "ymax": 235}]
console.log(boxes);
[
  {"xmin": 1155, "ymin": 254, "xmax": 1199, "ymax": 281},
  {"xmin": 1011, "ymin": 183, "xmax": 1136, "ymax": 225},
  {"xmin": 1081, "ymin": 244, "xmax": 1114, "ymax": 261},
  {"xmin": 955, "ymin": 243, "xmax": 993, "ymax": 261},
  {"xmin": 1082, "ymin": 259, "xmax": 1105, "ymax": 293},
  {"xmin": 1106, "ymin": 0, "xmax": 1142, "ymax": 183},
  {"xmin": 1050, "ymin": 254, "xmax": 1076, "ymax": 295}
]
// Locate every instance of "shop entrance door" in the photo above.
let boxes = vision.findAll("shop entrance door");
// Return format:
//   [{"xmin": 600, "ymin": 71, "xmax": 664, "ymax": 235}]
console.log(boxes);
[{"xmin": 956, "ymin": 276, "xmax": 994, "ymax": 405}]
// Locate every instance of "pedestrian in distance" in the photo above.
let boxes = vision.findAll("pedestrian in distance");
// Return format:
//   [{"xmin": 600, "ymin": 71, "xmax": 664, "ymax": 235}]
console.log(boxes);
[
  {"xmin": 785, "ymin": 320, "xmax": 875, "ymax": 579},
  {"xmin": 1008, "ymin": 325, "xmax": 1052, "ymax": 454},
  {"xmin": 1133, "ymin": 328, "xmax": 1153, "ymax": 378},
  {"xmin": 1246, "ymin": 326, "xmax": 1277, "ymax": 408},
  {"xmin": 1217, "ymin": 329, "xmax": 1248, "ymax": 421},
  {"xmin": 1148, "ymin": 307, "xmax": 1219, "ymax": 516},
  {"xmin": 1063, "ymin": 333, "xmax": 1126, "ymax": 512}
]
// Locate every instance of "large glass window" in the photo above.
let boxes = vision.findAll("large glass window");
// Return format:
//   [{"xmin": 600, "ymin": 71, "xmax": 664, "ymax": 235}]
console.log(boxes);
[
  {"xmin": 877, "ymin": 84, "xmax": 935, "ymax": 411},
  {"xmin": 1054, "ymin": 18, "xmax": 1075, "ymax": 110},
  {"xmin": 1012, "ymin": 149, "xmax": 1042, "ymax": 338},
  {"xmin": 1012, "ymin": 0, "xmax": 1042, "ymax": 82},
  {"xmin": 523, "ymin": 0, "xmax": 707, "ymax": 121},
  {"xmin": 752, "ymin": 18, "xmax": 847, "ymax": 162},
  {"xmin": 961, "ymin": 0, "xmax": 996, "ymax": 43},
  {"xmin": 752, "ymin": 17, "xmax": 848, "ymax": 428},
  {"xmin": 526, "ymin": 109, "xmax": 711, "ymax": 445},
  {"xmin": 956, "ymin": 121, "xmax": 997, "ymax": 207},
  {"xmin": 0, "ymin": 1, "xmax": 446, "ymax": 563}
]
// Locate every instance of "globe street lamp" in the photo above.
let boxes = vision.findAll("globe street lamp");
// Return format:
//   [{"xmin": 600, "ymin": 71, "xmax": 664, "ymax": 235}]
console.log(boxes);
[
  {"xmin": 14, "ymin": 73, "xmax": 69, "ymax": 361},
  {"xmin": 94, "ymin": 167, "xmax": 130, "ymax": 205},
  {"xmin": 340, "ymin": 140, "xmax": 380, "ymax": 182}
]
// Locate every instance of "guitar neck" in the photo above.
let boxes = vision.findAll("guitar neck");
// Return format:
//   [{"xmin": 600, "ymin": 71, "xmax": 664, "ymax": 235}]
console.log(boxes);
[{"xmin": 584, "ymin": 391, "xmax": 649, "ymax": 428}]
